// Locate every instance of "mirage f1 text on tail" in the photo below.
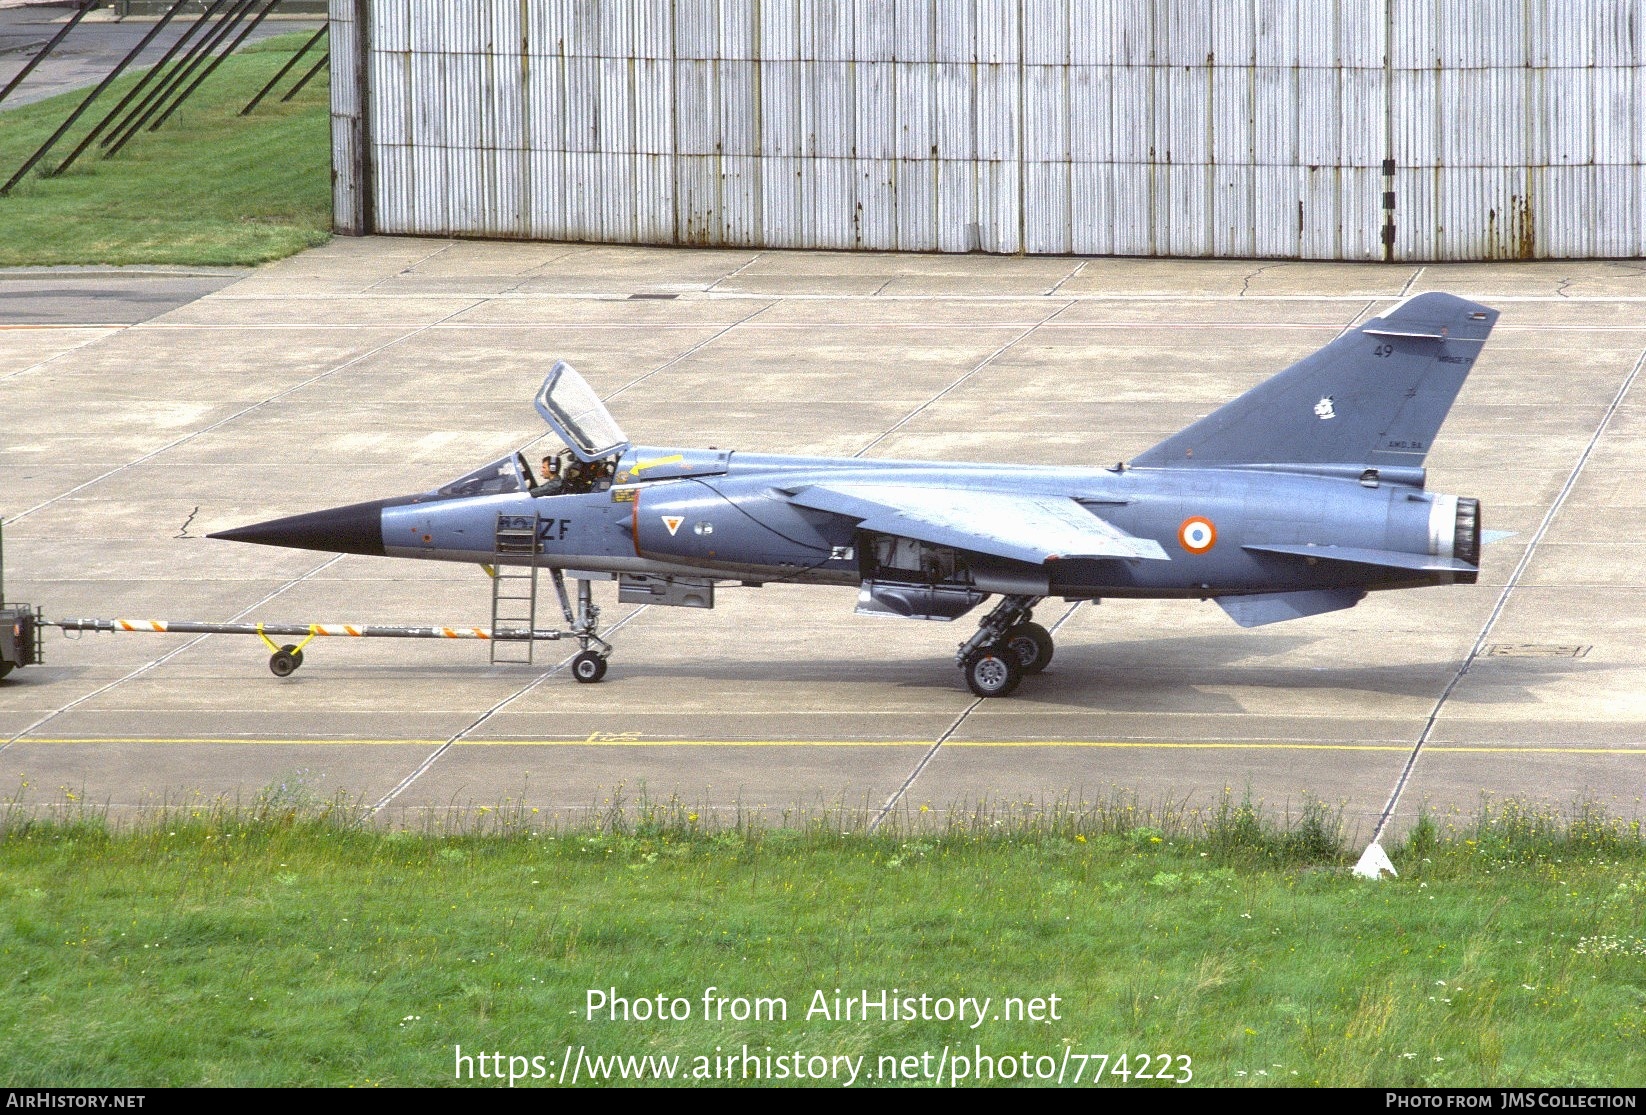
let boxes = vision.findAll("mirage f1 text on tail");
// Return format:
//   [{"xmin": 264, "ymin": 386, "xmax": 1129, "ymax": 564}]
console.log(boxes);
[{"xmin": 213, "ymin": 292, "xmax": 1499, "ymax": 697}]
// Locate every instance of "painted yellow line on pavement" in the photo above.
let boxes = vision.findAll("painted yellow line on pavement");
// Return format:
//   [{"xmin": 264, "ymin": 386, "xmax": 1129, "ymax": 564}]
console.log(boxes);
[
  {"xmin": 9, "ymin": 737, "xmax": 1646, "ymax": 754},
  {"xmin": 11, "ymin": 737, "xmax": 446, "ymax": 746}
]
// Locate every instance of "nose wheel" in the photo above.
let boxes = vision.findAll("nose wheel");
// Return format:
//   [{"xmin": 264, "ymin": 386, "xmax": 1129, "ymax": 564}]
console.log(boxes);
[
  {"xmin": 956, "ymin": 595, "xmax": 1049, "ymax": 698},
  {"xmin": 571, "ymin": 649, "xmax": 608, "ymax": 683}
]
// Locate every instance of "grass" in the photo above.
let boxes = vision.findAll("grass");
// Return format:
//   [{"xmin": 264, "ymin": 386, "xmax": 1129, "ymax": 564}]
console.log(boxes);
[
  {"xmin": 0, "ymin": 33, "xmax": 331, "ymax": 267},
  {"xmin": 0, "ymin": 788, "xmax": 1643, "ymax": 1087}
]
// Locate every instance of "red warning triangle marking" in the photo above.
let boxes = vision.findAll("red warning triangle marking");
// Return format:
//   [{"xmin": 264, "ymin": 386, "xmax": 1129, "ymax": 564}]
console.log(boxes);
[{"xmin": 662, "ymin": 515, "xmax": 684, "ymax": 536}]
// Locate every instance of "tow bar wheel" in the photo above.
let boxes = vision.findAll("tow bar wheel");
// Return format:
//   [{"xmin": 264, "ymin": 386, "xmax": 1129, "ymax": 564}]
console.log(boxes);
[{"xmin": 269, "ymin": 644, "xmax": 304, "ymax": 677}]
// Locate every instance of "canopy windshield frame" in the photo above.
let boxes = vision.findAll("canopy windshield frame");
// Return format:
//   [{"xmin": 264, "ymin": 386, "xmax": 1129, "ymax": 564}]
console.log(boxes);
[
  {"xmin": 533, "ymin": 361, "xmax": 630, "ymax": 463},
  {"xmin": 434, "ymin": 453, "xmax": 529, "ymax": 500}
]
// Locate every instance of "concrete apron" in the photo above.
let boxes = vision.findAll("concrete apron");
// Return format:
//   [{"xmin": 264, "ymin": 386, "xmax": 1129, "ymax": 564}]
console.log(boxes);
[{"xmin": 2, "ymin": 239, "xmax": 1643, "ymax": 838}]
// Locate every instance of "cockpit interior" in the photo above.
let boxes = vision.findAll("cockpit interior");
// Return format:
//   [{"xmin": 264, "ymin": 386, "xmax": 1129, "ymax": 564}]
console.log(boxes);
[{"xmin": 428, "ymin": 360, "xmax": 631, "ymax": 503}]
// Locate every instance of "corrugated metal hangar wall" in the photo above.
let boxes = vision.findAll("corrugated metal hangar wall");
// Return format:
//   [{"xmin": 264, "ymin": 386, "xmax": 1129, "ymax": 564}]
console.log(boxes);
[{"xmin": 329, "ymin": 0, "xmax": 1646, "ymax": 260}]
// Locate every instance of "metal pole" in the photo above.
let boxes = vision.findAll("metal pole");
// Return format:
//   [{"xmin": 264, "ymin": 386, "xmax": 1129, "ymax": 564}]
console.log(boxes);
[
  {"xmin": 104, "ymin": 0, "xmax": 253, "ymax": 158},
  {"xmin": 353, "ymin": 0, "xmax": 373, "ymax": 235},
  {"xmin": 277, "ymin": 49, "xmax": 326, "ymax": 102},
  {"xmin": 0, "ymin": 3, "xmax": 186, "ymax": 196},
  {"xmin": 143, "ymin": 0, "xmax": 280, "ymax": 134},
  {"xmin": 240, "ymin": 23, "xmax": 325, "ymax": 115},
  {"xmin": 51, "ymin": 0, "xmax": 192, "ymax": 178},
  {"xmin": 97, "ymin": 0, "xmax": 229, "ymax": 149},
  {"xmin": 1381, "ymin": 0, "xmax": 1397, "ymax": 263},
  {"xmin": 0, "ymin": 1, "xmax": 92, "ymax": 110},
  {"xmin": 50, "ymin": 618, "xmax": 578, "ymax": 642}
]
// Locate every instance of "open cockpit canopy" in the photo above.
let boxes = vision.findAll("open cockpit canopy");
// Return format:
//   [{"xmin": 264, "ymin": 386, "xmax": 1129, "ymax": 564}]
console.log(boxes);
[
  {"xmin": 428, "ymin": 364, "xmax": 629, "ymax": 500},
  {"xmin": 534, "ymin": 360, "xmax": 630, "ymax": 463}
]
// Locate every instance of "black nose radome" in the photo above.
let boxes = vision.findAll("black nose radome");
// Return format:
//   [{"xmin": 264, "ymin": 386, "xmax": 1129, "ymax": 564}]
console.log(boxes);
[{"xmin": 209, "ymin": 499, "xmax": 388, "ymax": 557}]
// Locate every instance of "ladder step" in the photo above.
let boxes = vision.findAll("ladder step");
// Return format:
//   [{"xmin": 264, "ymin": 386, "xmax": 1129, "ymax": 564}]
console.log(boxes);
[{"xmin": 492, "ymin": 512, "xmax": 541, "ymax": 665}]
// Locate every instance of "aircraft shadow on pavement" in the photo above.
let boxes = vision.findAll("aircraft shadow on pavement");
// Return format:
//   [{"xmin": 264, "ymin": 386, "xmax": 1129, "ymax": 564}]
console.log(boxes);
[
  {"xmin": 427, "ymin": 631, "xmax": 1609, "ymax": 714},
  {"xmin": 1017, "ymin": 634, "xmax": 1613, "ymax": 713},
  {"xmin": 2, "ymin": 632, "xmax": 1607, "ymax": 717}
]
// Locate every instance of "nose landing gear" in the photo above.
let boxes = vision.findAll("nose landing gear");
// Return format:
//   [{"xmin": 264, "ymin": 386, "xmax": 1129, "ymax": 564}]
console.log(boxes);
[
  {"xmin": 570, "ymin": 649, "xmax": 608, "ymax": 682},
  {"xmin": 956, "ymin": 594, "xmax": 1048, "ymax": 698},
  {"xmin": 551, "ymin": 570, "xmax": 612, "ymax": 683}
]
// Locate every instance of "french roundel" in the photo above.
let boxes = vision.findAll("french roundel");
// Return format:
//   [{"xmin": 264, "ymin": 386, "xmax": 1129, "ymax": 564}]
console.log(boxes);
[{"xmin": 1178, "ymin": 516, "xmax": 1217, "ymax": 554}]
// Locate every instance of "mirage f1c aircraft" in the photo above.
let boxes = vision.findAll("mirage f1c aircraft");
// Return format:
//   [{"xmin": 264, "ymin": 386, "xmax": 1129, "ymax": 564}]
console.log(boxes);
[{"xmin": 212, "ymin": 291, "xmax": 1500, "ymax": 697}]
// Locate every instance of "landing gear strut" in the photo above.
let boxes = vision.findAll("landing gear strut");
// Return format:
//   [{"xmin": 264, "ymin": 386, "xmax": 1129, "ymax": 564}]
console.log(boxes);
[
  {"xmin": 956, "ymin": 594, "xmax": 1047, "ymax": 698},
  {"xmin": 551, "ymin": 570, "xmax": 612, "ymax": 683}
]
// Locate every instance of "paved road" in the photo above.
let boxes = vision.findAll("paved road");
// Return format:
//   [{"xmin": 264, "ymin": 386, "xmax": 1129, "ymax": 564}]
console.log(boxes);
[
  {"xmin": 1, "ymin": 240, "xmax": 1642, "ymax": 840},
  {"xmin": 0, "ymin": 3, "xmax": 321, "ymax": 110},
  {"xmin": 0, "ymin": 266, "xmax": 245, "ymax": 324}
]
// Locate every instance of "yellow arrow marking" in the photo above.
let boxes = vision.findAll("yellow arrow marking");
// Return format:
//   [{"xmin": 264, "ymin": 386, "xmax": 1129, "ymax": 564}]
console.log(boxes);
[{"xmin": 631, "ymin": 454, "xmax": 684, "ymax": 473}]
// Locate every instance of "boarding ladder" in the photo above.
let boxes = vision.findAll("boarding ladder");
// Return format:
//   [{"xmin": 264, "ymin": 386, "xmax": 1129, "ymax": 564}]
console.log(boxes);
[{"xmin": 489, "ymin": 513, "xmax": 540, "ymax": 664}]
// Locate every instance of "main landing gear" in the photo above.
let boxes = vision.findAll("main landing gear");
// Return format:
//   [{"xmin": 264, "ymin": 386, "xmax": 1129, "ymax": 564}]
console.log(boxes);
[{"xmin": 955, "ymin": 594, "xmax": 1053, "ymax": 698}]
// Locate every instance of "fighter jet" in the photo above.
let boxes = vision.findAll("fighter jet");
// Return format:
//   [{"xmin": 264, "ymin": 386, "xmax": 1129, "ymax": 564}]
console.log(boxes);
[{"xmin": 211, "ymin": 291, "xmax": 1498, "ymax": 697}]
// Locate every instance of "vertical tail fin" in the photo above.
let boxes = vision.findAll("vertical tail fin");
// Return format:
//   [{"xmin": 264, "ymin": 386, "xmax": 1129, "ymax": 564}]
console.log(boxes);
[{"xmin": 1130, "ymin": 292, "xmax": 1498, "ymax": 470}]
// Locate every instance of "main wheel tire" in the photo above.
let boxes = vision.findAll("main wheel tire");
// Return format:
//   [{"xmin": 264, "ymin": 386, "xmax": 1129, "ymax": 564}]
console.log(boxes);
[
  {"xmin": 0, "ymin": 662, "xmax": 12, "ymax": 680},
  {"xmin": 963, "ymin": 644, "xmax": 1021, "ymax": 698},
  {"xmin": 1003, "ymin": 621, "xmax": 1054, "ymax": 674},
  {"xmin": 571, "ymin": 650, "xmax": 608, "ymax": 683},
  {"xmin": 269, "ymin": 650, "xmax": 298, "ymax": 678}
]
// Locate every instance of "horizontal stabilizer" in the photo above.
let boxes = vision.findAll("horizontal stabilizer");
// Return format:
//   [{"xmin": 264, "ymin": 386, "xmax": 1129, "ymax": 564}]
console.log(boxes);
[
  {"xmin": 786, "ymin": 484, "xmax": 1169, "ymax": 566},
  {"xmin": 1216, "ymin": 588, "xmax": 1366, "ymax": 628},
  {"xmin": 1482, "ymin": 529, "xmax": 1517, "ymax": 545},
  {"xmin": 1245, "ymin": 543, "xmax": 1477, "ymax": 574}
]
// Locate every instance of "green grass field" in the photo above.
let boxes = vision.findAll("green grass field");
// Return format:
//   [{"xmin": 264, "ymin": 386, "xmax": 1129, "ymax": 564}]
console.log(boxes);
[
  {"xmin": 0, "ymin": 33, "xmax": 331, "ymax": 267},
  {"xmin": 1, "ymin": 793, "xmax": 1642, "ymax": 1088}
]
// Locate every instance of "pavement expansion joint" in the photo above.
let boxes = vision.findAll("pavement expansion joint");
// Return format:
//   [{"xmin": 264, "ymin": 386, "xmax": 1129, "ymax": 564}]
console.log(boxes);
[
  {"xmin": 365, "ymin": 605, "xmax": 652, "ymax": 815},
  {"xmin": 1367, "ymin": 343, "xmax": 1646, "ymax": 843}
]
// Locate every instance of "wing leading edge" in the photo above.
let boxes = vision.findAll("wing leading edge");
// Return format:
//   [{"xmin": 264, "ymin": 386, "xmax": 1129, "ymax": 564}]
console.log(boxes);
[{"xmin": 784, "ymin": 483, "xmax": 1170, "ymax": 566}]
